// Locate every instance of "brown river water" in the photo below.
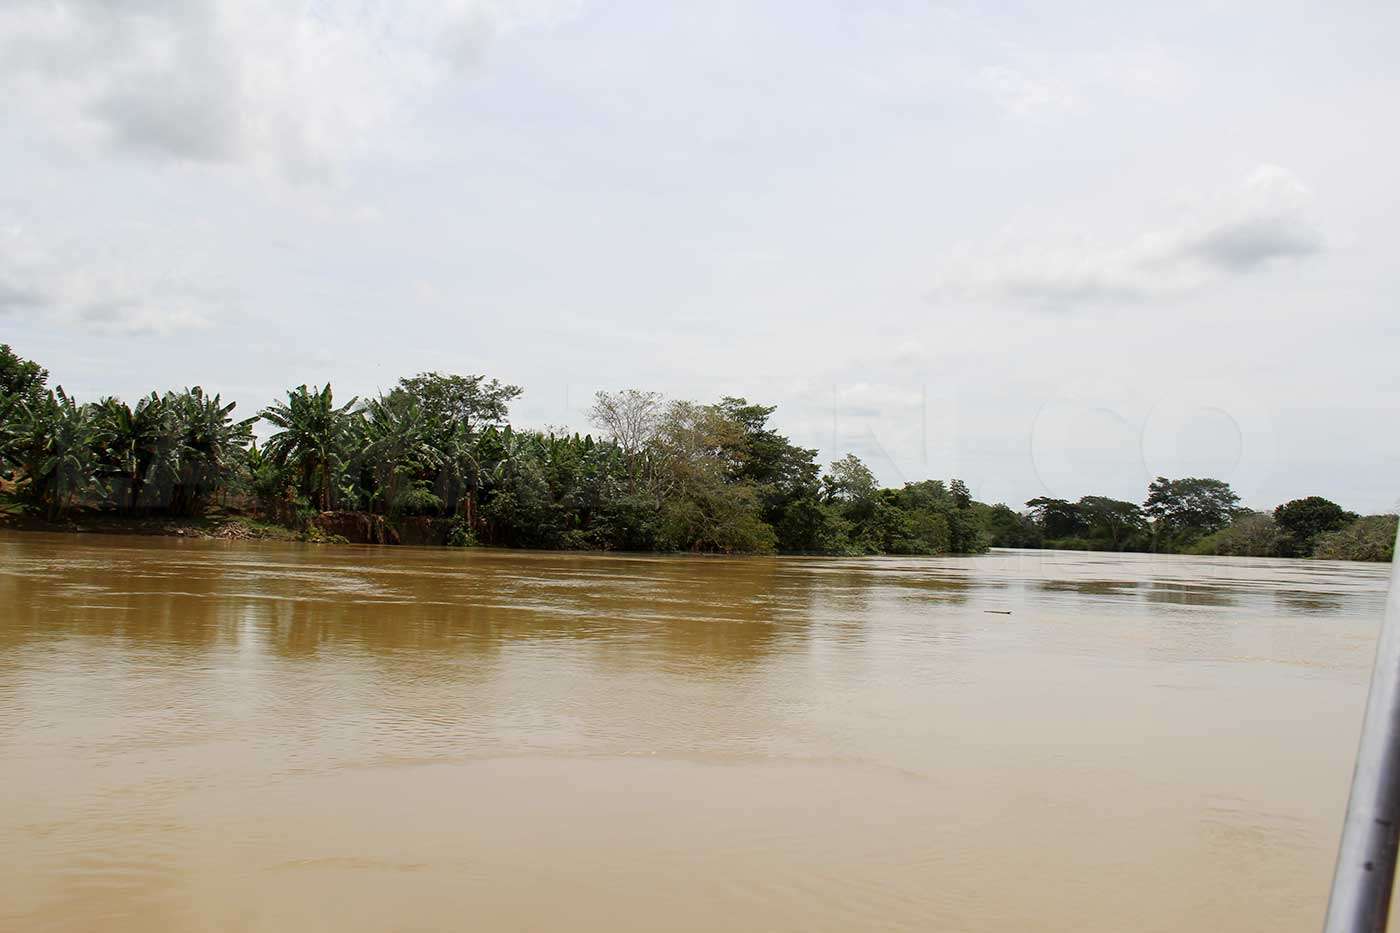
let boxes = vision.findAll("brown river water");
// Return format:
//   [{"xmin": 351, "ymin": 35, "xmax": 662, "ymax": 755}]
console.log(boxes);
[{"xmin": 0, "ymin": 531, "xmax": 1391, "ymax": 931}]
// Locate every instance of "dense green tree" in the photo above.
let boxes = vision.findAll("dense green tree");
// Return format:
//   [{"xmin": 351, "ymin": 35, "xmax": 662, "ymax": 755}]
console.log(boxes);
[
  {"xmin": 712, "ymin": 397, "xmax": 825, "ymax": 552},
  {"xmin": 93, "ymin": 393, "xmax": 171, "ymax": 510},
  {"xmin": 243, "ymin": 440, "xmax": 296, "ymax": 521},
  {"xmin": 824, "ymin": 454, "xmax": 877, "ymax": 504},
  {"xmin": 470, "ymin": 429, "xmax": 632, "ymax": 549},
  {"xmin": 775, "ymin": 496, "xmax": 851, "ymax": 554},
  {"xmin": 544, "ymin": 434, "xmax": 635, "ymax": 548},
  {"xmin": 11, "ymin": 389, "xmax": 101, "ymax": 519},
  {"xmin": 0, "ymin": 345, "xmax": 48, "ymax": 403},
  {"xmin": 1025, "ymin": 497, "xmax": 1086, "ymax": 540},
  {"xmin": 1274, "ymin": 496, "xmax": 1356, "ymax": 556},
  {"xmin": 1143, "ymin": 476, "xmax": 1240, "ymax": 548},
  {"xmin": 648, "ymin": 400, "xmax": 776, "ymax": 553},
  {"xmin": 886, "ymin": 499, "xmax": 950, "ymax": 554},
  {"xmin": 361, "ymin": 393, "xmax": 444, "ymax": 515},
  {"xmin": 865, "ymin": 479, "xmax": 985, "ymax": 554},
  {"xmin": 659, "ymin": 477, "xmax": 777, "ymax": 553},
  {"xmin": 945, "ymin": 507, "xmax": 986, "ymax": 555},
  {"xmin": 0, "ymin": 396, "xmax": 22, "ymax": 479},
  {"xmin": 1077, "ymin": 496, "xmax": 1148, "ymax": 550},
  {"xmin": 589, "ymin": 490, "xmax": 663, "ymax": 551},
  {"xmin": 1313, "ymin": 515, "xmax": 1398, "ymax": 562},
  {"xmin": 395, "ymin": 372, "xmax": 520, "ymax": 436},
  {"xmin": 448, "ymin": 424, "xmax": 512, "ymax": 527},
  {"xmin": 0, "ymin": 366, "xmax": 253, "ymax": 519},
  {"xmin": 383, "ymin": 372, "xmax": 524, "ymax": 525},
  {"xmin": 823, "ymin": 454, "xmax": 881, "ymax": 550},
  {"xmin": 0, "ymin": 346, "xmax": 51, "ymax": 481},
  {"xmin": 164, "ymin": 388, "xmax": 254, "ymax": 515},
  {"xmin": 1190, "ymin": 511, "xmax": 1285, "ymax": 557},
  {"xmin": 261, "ymin": 384, "xmax": 359, "ymax": 511},
  {"xmin": 976, "ymin": 502, "xmax": 1043, "ymax": 548}
]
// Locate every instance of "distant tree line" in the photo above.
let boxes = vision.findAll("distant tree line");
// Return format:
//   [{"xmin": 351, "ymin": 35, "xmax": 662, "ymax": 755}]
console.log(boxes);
[
  {"xmin": 979, "ymin": 477, "xmax": 1395, "ymax": 562},
  {"xmin": 0, "ymin": 345, "xmax": 985, "ymax": 555},
  {"xmin": 2, "ymin": 344, "xmax": 1391, "ymax": 560}
]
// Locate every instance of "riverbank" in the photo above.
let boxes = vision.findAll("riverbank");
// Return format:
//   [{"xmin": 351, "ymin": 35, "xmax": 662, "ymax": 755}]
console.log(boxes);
[
  {"xmin": 0, "ymin": 509, "xmax": 313, "ymax": 543},
  {"xmin": 1, "ymin": 505, "xmax": 1392, "ymax": 561},
  {"xmin": 0, "ymin": 506, "xmax": 469, "ymax": 547}
]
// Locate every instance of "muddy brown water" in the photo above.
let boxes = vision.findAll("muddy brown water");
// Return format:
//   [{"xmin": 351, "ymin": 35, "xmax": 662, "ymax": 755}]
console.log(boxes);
[{"xmin": 0, "ymin": 531, "xmax": 1390, "ymax": 931}]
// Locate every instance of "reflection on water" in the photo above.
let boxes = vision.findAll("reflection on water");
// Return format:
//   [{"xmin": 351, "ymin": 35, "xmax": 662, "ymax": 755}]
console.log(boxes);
[
  {"xmin": 1275, "ymin": 590, "xmax": 1348, "ymax": 614},
  {"xmin": 0, "ymin": 535, "xmax": 1390, "ymax": 932}
]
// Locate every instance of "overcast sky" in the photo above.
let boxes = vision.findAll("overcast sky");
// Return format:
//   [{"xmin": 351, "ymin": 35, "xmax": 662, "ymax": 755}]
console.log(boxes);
[{"xmin": 2, "ymin": 0, "xmax": 1397, "ymax": 513}]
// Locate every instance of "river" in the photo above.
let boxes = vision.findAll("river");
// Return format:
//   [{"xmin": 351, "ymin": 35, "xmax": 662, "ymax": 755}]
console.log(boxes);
[{"xmin": 0, "ymin": 531, "xmax": 1388, "ymax": 931}]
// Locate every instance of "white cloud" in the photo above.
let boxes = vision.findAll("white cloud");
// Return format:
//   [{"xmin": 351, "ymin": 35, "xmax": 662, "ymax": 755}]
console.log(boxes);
[
  {"xmin": 930, "ymin": 165, "xmax": 1323, "ymax": 307},
  {"xmin": 0, "ymin": 0, "xmax": 583, "ymax": 334},
  {"xmin": 0, "ymin": 214, "xmax": 220, "ymax": 335},
  {"xmin": 0, "ymin": 0, "xmax": 577, "ymax": 176},
  {"xmin": 974, "ymin": 65, "xmax": 1077, "ymax": 117}
]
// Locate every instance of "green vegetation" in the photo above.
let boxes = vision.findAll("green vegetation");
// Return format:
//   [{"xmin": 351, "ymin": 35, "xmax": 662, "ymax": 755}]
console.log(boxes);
[
  {"xmin": 0, "ymin": 346, "xmax": 986, "ymax": 555},
  {"xmin": 989, "ymin": 481, "xmax": 1392, "ymax": 562},
  {"xmin": 1143, "ymin": 476, "xmax": 1240, "ymax": 549},
  {"xmin": 1273, "ymin": 496, "xmax": 1358, "ymax": 556},
  {"xmin": 2, "ymin": 343, "xmax": 1391, "ymax": 560},
  {"xmin": 1312, "ymin": 515, "xmax": 1398, "ymax": 563}
]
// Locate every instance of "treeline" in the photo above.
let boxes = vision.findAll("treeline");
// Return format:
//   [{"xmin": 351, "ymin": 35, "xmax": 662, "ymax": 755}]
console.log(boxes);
[
  {"xmin": 3, "ymin": 345, "xmax": 1390, "ymax": 560},
  {"xmin": 980, "ymin": 478, "xmax": 1396, "ymax": 562},
  {"xmin": 0, "ymin": 346, "xmax": 986, "ymax": 555}
]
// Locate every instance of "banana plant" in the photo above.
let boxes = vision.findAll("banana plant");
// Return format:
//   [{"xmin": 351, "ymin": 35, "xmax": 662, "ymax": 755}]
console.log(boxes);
[
  {"xmin": 260, "ymin": 384, "xmax": 359, "ymax": 511},
  {"xmin": 93, "ymin": 392, "xmax": 172, "ymax": 510},
  {"xmin": 165, "ymin": 388, "xmax": 254, "ymax": 514},
  {"xmin": 14, "ymin": 388, "xmax": 102, "ymax": 519},
  {"xmin": 361, "ymin": 393, "xmax": 444, "ymax": 513}
]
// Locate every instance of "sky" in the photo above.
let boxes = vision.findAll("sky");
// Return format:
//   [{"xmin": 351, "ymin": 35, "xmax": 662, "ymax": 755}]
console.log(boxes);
[{"xmin": 2, "ymin": 0, "xmax": 1397, "ymax": 513}]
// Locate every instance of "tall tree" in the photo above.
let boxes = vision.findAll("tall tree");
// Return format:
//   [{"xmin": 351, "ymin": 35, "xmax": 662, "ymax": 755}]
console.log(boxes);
[
  {"xmin": 1313, "ymin": 515, "xmax": 1398, "ymax": 562},
  {"xmin": 1077, "ymin": 495, "xmax": 1147, "ymax": 550},
  {"xmin": 12, "ymin": 388, "xmax": 100, "ymax": 519},
  {"xmin": 649, "ymin": 400, "xmax": 775, "ymax": 553},
  {"xmin": 713, "ymin": 397, "xmax": 822, "ymax": 551},
  {"xmin": 94, "ymin": 393, "xmax": 171, "ymax": 510},
  {"xmin": 1274, "ymin": 496, "xmax": 1356, "ymax": 556},
  {"xmin": 1025, "ymin": 497, "xmax": 1086, "ymax": 540},
  {"xmin": 362, "ymin": 393, "xmax": 445, "ymax": 514},
  {"xmin": 167, "ymin": 388, "xmax": 254, "ymax": 514},
  {"xmin": 0, "ymin": 346, "xmax": 50, "ymax": 470},
  {"xmin": 261, "ymin": 384, "xmax": 359, "ymax": 511},
  {"xmin": 1143, "ymin": 476, "xmax": 1240, "ymax": 547},
  {"xmin": 824, "ymin": 454, "xmax": 877, "ymax": 503},
  {"xmin": 0, "ymin": 345, "xmax": 48, "ymax": 402},
  {"xmin": 396, "ymin": 372, "xmax": 520, "ymax": 437},
  {"xmin": 588, "ymin": 389, "xmax": 664, "ymax": 456},
  {"xmin": 977, "ymin": 503, "xmax": 1043, "ymax": 548},
  {"xmin": 588, "ymin": 389, "xmax": 665, "ymax": 496}
]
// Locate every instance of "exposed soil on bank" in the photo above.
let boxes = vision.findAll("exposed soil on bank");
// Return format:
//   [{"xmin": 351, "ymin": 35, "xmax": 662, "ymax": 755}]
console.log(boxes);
[
  {"xmin": 0, "ymin": 510, "xmax": 309, "ymax": 542},
  {"xmin": 0, "ymin": 509, "xmax": 455, "ymax": 546}
]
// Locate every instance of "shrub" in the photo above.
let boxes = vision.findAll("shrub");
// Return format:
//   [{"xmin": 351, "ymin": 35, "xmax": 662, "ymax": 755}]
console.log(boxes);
[
  {"xmin": 444, "ymin": 517, "xmax": 478, "ymax": 548},
  {"xmin": 1189, "ymin": 512, "xmax": 1285, "ymax": 557},
  {"xmin": 1313, "ymin": 515, "xmax": 1397, "ymax": 562}
]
